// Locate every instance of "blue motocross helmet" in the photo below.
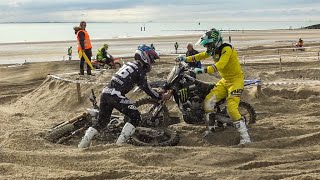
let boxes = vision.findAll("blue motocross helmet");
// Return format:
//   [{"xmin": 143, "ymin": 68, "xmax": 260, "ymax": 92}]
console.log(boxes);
[
  {"xmin": 134, "ymin": 45, "xmax": 151, "ymax": 72},
  {"xmin": 137, "ymin": 44, "xmax": 160, "ymax": 63}
]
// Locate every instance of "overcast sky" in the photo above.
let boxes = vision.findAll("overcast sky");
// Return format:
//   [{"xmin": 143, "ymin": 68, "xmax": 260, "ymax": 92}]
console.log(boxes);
[{"xmin": 1, "ymin": 0, "xmax": 320, "ymax": 22}]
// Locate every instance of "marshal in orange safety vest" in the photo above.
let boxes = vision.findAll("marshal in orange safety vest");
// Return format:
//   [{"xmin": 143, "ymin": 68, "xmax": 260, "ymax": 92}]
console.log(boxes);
[{"xmin": 76, "ymin": 30, "xmax": 92, "ymax": 51}]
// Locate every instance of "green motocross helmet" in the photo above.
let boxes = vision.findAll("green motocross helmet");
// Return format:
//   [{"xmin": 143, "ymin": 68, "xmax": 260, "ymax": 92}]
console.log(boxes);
[{"xmin": 195, "ymin": 28, "xmax": 223, "ymax": 55}]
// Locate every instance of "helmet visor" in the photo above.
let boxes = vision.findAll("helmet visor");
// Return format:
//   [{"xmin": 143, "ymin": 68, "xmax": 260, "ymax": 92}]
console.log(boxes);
[{"xmin": 195, "ymin": 34, "xmax": 214, "ymax": 46}]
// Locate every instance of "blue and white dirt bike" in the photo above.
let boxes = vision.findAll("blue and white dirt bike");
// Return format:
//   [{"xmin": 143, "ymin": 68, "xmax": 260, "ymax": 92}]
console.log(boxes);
[{"xmin": 46, "ymin": 89, "xmax": 179, "ymax": 146}]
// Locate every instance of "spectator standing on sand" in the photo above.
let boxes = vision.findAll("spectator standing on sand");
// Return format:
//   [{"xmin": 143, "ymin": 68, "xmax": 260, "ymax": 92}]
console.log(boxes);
[
  {"xmin": 75, "ymin": 21, "xmax": 93, "ymax": 75},
  {"xmin": 174, "ymin": 42, "xmax": 179, "ymax": 53},
  {"xmin": 185, "ymin": 42, "xmax": 201, "ymax": 68},
  {"xmin": 67, "ymin": 46, "xmax": 72, "ymax": 60}
]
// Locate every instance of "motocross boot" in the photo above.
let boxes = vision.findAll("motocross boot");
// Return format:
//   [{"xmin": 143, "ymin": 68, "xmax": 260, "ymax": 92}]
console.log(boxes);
[
  {"xmin": 78, "ymin": 127, "xmax": 98, "ymax": 148},
  {"xmin": 116, "ymin": 122, "xmax": 136, "ymax": 145},
  {"xmin": 233, "ymin": 119, "xmax": 251, "ymax": 145}
]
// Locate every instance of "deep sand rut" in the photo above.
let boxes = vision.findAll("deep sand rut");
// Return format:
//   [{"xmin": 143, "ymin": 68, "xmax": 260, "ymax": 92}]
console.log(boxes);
[{"xmin": 0, "ymin": 59, "xmax": 320, "ymax": 179}]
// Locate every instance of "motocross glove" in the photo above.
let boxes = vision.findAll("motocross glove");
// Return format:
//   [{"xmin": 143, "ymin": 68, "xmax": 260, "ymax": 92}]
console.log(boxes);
[
  {"xmin": 194, "ymin": 67, "xmax": 205, "ymax": 74},
  {"xmin": 176, "ymin": 55, "xmax": 186, "ymax": 62}
]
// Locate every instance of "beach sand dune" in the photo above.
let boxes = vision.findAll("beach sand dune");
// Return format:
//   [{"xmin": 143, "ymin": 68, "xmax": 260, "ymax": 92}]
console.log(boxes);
[
  {"xmin": 1, "ymin": 49, "xmax": 320, "ymax": 179},
  {"xmin": 1, "ymin": 29, "xmax": 320, "ymax": 179}
]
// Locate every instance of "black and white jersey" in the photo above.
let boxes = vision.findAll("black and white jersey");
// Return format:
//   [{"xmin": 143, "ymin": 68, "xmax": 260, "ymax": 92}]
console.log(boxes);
[{"xmin": 107, "ymin": 61, "xmax": 160, "ymax": 99}]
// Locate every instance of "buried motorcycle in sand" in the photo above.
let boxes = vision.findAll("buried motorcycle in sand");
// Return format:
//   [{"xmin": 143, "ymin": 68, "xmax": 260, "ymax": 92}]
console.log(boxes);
[
  {"xmin": 138, "ymin": 61, "xmax": 257, "ymax": 137},
  {"xmin": 46, "ymin": 90, "xmax": 179, "ymax": 146},
  {"xmin": 92, "ymin": 53, "xmax": 123, "ymax": 69}
]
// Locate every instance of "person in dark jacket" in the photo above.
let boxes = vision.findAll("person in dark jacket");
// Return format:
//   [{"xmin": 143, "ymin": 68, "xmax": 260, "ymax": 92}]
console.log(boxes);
[
  {"xmin": 67, "ymin": 46, "xmax": 72, "ymax": 60},
  {"xmin": 78, "ymin": 45, "xmax": 169, "ymax": 148},
  {"xmin": 150, "ymin": 43, "xmax": 155, "ymax": 51},
  {"xmin": 186, "ymin": 42, "xmax": 202, "ymax": 68},
  {"xmin": 174, "ymin": 42, "xmax": 179, "ymax": 53}
]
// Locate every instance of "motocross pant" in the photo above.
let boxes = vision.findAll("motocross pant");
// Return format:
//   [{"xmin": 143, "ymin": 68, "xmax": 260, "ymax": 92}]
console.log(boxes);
[
  {"xmin": 204, "ymin": 77, "xmax": 244, "ymax": 122},
  {"xmin": 79, "ymin": 48, "xmax": 92, "ymax": 75},
  {"xmin": 98, "ymin": 57, "xmax": 111, "ymax": 62},
  {"xmin": 92, "ymin": 88, "xmax": 141, "ymax": 131}
]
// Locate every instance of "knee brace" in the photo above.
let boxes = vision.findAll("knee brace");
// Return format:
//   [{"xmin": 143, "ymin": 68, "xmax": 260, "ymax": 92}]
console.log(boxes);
[{"xmin": 204, "ymin": 94, "xmax": 216, "ymax": 113}]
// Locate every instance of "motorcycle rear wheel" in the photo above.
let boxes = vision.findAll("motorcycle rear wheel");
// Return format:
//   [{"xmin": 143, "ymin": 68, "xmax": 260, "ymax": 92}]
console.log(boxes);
[
  {"xmin": 182, "ymin": 101, "xmax": 257, "ymax": 125},
  {"xmin": 238, "ymin": 101, "xmax": 257, "ymax": 125}
]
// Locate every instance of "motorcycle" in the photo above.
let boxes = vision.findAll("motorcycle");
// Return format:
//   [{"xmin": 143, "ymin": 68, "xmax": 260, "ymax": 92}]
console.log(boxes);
[
  {"xmin": 138, "ymin": 61, "xmax": 257, "ymax": 136},
  {"xmin": 92, "ymin": 53, "xmax": 123, "ymax": 69},
  {"xmin": 46, "ymin": 89, "xmax": 179, "ymax": 146}
]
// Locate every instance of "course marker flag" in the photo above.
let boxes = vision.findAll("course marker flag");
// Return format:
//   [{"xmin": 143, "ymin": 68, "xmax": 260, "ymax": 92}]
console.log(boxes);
[{"xmin": 79, "ymin": 50, "xmax": 93, "ymax": 70}]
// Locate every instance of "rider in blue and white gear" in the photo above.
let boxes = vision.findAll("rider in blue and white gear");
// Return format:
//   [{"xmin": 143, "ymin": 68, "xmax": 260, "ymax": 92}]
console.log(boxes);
[{"xmin": 79, "ymin": 45, "xmax": 162, "ymax": 148}]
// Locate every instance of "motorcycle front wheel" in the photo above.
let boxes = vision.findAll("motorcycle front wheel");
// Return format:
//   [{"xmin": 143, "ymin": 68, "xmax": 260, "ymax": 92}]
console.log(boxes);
[
  {"xmin": 135, "ymin": 97, "xmax": 170, "ymax": 126},
  {"xmin": 132, "ymin": 97, "xmax": 180, "ymax": 146},
  {"xmin": 130, "ymin": 127, "xmax": 179, "ymax": 146}
]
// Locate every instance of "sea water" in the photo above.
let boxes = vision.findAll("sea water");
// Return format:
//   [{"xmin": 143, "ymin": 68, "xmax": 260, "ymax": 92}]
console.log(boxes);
[{"xmin": 0, "ymin": 21, "xmax": 317, "ymax": 43}]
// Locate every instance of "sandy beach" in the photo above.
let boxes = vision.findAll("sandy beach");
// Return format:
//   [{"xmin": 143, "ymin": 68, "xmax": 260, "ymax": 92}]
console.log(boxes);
[
  {"xmin": 1, "ymin": 29, "xmax": 320, "ymax": 64},
  {"xmin": 1, "ymin": 29, "xmax": 320, "ymax": 179}
]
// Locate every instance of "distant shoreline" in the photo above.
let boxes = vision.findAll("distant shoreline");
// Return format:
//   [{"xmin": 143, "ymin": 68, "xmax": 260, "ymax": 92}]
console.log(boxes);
[
  {"xmin": 0, "ymin": 34, "xmax": 201, "ymax": 45},
  {"xmin": 1, "ymin": 29, "xmax": 320, "ymax": 65},
  {"xmin": 2, "ymin": 29, "xmax": 319, "ymax": 45}
]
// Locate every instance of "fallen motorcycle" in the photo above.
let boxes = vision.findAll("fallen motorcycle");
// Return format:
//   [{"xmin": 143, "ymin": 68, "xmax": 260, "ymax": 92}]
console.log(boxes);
[{"xmin": 46, "ymin": 89, "xmax": 179, "ymax": 146}]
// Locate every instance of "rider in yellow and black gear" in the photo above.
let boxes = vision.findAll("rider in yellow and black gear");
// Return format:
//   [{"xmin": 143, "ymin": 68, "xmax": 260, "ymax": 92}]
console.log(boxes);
[
  {"xmin": 97, "ymin": 44, "xmax": 112, "ymax": 64},
  {"xmin": 178, "ymin": 28, "xmax": 251, "ymax": 145}
]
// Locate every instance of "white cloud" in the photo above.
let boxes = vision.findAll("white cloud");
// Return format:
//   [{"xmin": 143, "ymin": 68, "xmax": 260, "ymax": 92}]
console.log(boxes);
[
  {"xmin": 51, "ymin": 6, "xmax": 160, "ymax": 22},
  {"xmin": 1, "ymin": 0, "xmax": 320, "ymax": 22}
]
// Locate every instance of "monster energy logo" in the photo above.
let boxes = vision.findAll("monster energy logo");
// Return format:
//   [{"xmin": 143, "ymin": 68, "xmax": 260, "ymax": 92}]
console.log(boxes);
[{"xmin": 179, "ymin": 88, "xmax": 188, "ymax": 102}]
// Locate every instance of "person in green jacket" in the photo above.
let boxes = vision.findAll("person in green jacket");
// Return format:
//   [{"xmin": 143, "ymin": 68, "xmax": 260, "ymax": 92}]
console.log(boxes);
[{"xmin": 96, "ymin": 44, "xmax": 112, "ymax": 63}]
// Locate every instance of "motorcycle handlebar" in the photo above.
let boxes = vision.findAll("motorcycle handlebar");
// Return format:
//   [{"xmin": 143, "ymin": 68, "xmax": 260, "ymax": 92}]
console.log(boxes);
[
  {"xmin": 90, "ymin": 89, "xmax": 99, "ymax": 109},
  {"xmin": 91, "ymin": 89, "xmax": 96, "ymax": 99}
]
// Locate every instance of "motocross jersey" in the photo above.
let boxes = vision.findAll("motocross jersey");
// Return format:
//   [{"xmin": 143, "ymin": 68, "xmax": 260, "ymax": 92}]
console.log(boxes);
[
  {"xmin": 96, "ymin": 47, "xmax": 111, "ymax": 61},
  {"xmin": 186, "ymin": 43, "xmax": 243, "ymax": 80},
  {"xmin": 107, "ymin": 61, "xmax": 160, "ymax": 99}
]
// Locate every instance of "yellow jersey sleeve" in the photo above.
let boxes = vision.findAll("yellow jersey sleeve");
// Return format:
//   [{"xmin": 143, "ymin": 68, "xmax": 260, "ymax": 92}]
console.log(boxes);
[{"xmin": 186, "ymin": 51, "xmax": 210, "ymax": 62}]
